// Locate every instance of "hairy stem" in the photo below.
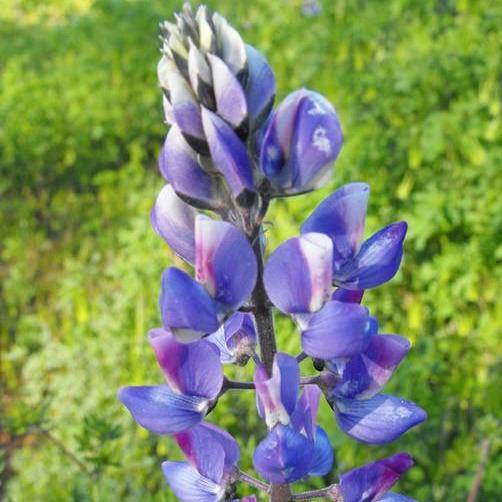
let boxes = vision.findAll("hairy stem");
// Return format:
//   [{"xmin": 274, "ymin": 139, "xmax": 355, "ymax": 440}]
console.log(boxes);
[
  {"xmin": 251, "ymin": 230, "xmax": 278, "ymax": 375},
  {"xmin": 291, "ymin": 484, "xmax": 342, "ymax": 501},
  {"xmin": 221, "ymin": 376, "xmax": 321, "ymax": 395},
  {"xmin": 223, "ymin": 378, "xmax": 255, "ymax": 390},
  {"xmin": 238, "ymin": 470, "xmax": 270, "ymax": 492}
]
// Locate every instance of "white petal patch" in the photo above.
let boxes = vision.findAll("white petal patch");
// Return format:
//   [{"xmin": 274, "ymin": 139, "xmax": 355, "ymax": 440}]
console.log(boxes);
[{"xmin": 312, "ymin": 127, "xmax": 332, "ymax": 155}]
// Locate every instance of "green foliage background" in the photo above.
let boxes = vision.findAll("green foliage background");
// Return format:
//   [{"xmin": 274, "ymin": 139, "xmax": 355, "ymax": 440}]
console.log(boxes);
[{"xmin": 1, "ymin": 0, "xmax": 501, "ymax": 500}]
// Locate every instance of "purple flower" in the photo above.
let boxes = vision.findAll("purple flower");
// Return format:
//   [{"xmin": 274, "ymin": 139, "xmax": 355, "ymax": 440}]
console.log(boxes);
[
  {"xmin": 264, "ymin": 233, "xmax": 333, "ymax": 314},
  {"xmin": 263, "ymin": 234, "xmax": 373, "ymax": 359},
  {"xmin": 259, "ymin": 89, "xmax": 343, "ymax": 195},
  {"xmin": 118, "ymin": 328, "xmax": 223, "ymax": 435},
  {"xmin": 301, "ymin": 182, "xmax": 407, "ymax": 290},
  {"xmin": 120, "ymin": 4, "xmax": 426, "ymax": 499},
  {"xmin": 207, "ymin": 312, "xmax": 257, "ymax": 365},
  {"xmin": 339, "ymin": 453, "xmax": 414, "ymax": 502},
  {"xmin": 323, "ymin": 329, "xmax": 426, "ymax": 444},
  {"xmin": 252, "ymin": 354, "xmax": 333, "ymax": 483},
  {"xmin": 296, "ymin": 301, "xmax": 374, "ymax": 360},
  {"xmin": 160, "ymin": 216, "xmax": 257, "ymax": 341},
  {"xmin": 163, "ymin": 421, "xmax": 240, "ymax": 501}
]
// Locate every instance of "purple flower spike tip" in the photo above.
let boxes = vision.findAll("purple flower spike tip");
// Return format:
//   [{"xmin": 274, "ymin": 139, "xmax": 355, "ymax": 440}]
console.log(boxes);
[
  {"xmin": 195, "ymin": 216, "xmax": 257, "ymax": 311},
  {"xmin": 160, "ymin": 267, "xmax": 220, "ymax": 342},
  {"xmin": 264, "ymin": 233, "xmax": 333, "ymax": 314},
  {"xmin": 340, "ymin": 452, "xmax": 414, "ymax": 502},
  {"xmin": 260, "ymin": 89, "xmax": 343, "ymax": 195},
  {"xmin": 151, "ymin": 185, "xmax": 197, "ymax": 265}
]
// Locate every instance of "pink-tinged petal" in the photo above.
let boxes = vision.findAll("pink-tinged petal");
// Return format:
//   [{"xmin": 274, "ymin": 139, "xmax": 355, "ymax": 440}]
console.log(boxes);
[
  {"xmin": 201, "ymin": 107, "xmax": 255, "ymax": 206},
  {"xmin": 201, "ymin": 422, "xmax": 241, "ymax": 468},
  {"xmin": 336, "ymin": 222, "xmax": 408, "ymax": 290},
  {"xmin": 159, "ymin": 127, "xmax": 219, "ymax": 210},
  {"xmin": 118, "ymin": 386, "xmax": 206, "ymax": 435},
  {"xmin": 174, "ymin": 422, "xmax": 239, "ymax": 484},
  {"xmin": 195, "ymin": 217, "xmax": 257, "ymax": 310},
  {"xmin": 264, "ymin": 233, "xmax": 333, "ymax": 314},
  {"xmin": 151, "ymin": 185, "xmax": 197, "ymax": 265},
  {"xmin": 333, "ymin": 335, "xmax": 410, "ymax": 400},
  {"xmin": 162, "ymin": 461, "xmax": 223, "ymax": 502},
  {"xmin": 301, "ymin": 183, "xmax": 369, "ymax": 267},
  {"xmin": 335, "ymin": 394, "xmax": 427, "ymax": 445},
  {"xmin": 254, "ymin": 353, "xmax": 299, "ymax": 428},
  {"xmin": 299, "ymin": 300, "xmax": 371, "ymax": 359},
  {"xmin": 309, "ymin": 426, "xmax": 334, "ymax": 477},
  {"xmin": 253, "ymin": 424, "xmax": 314, "ymax": 483},
  {"xmin": 208, "ymin": 54, "xmax": 247, "ymax": 129},
  {"xmin": 160, "ymin": 267, "xmax": 220, "ymax": 342},
  {"xmin": 260, "ymin": 89, "xmax": 343, "ymax": 194},
  {"xmin": 245, "ymin": 45, "xmax": 275, "ymax": 130},
  {"xmin": 148, "ymin": 328, "xmax": 223, "ymax": 399},
  {"xmin": 175, "ymin": 426, "xmax": 225, "ymax": 484},
  {"xmin": 340, "ymin": 453, "xmax": 414, "ymax": 502},
  {"xmin": 331, "ymin": 287, "xmax": 364, "ymax": 304}
]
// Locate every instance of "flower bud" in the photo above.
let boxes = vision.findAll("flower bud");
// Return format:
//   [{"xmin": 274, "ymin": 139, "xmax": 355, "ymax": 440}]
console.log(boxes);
[
  {"xmin": 159, "ymin": 126, "xmax": 220, "ymax": 210},
  {"xmin": 260, "ymin": 89, "xmax": 343, "ymax": 195}
]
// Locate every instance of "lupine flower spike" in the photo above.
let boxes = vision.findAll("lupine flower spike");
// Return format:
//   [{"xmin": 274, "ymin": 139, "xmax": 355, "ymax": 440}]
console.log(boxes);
[{"xmin": 119, "ymin": 3, "xmax": 426, "ymax": 501}]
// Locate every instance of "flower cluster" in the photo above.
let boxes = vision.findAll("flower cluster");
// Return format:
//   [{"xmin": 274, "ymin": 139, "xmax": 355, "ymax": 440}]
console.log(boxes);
[{"xmin": 118, "ymin": 3, "xmax": 426, "ymax": 501}]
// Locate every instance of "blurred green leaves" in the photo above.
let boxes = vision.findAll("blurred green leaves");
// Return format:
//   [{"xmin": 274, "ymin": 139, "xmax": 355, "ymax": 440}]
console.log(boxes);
[{"xmin": 1, "ymin": 0, "xmax": 501, "ymax": 500}]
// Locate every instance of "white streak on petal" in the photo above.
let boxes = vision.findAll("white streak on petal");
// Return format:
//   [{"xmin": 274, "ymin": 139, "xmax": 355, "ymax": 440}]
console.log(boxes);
[{"xmin": 299, "ymin": 233, "xmax": 333, "ymax": 312}]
